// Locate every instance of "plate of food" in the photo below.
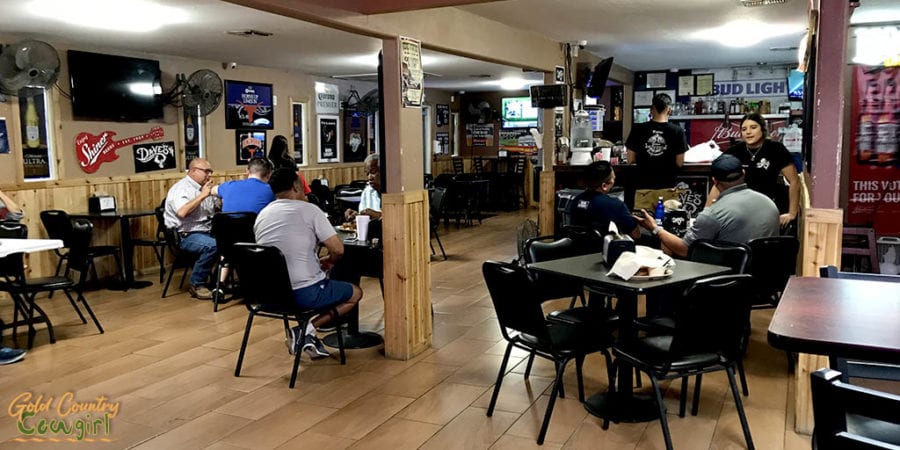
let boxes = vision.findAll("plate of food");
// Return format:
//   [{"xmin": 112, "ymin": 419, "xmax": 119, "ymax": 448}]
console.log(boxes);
[
  {"xmin": 629, "ymin": 267, "xmax": 674, "ymax": 281},
  {"xmin": 337, "ymin": 223, "xmax": 356, "ymax": 232}
]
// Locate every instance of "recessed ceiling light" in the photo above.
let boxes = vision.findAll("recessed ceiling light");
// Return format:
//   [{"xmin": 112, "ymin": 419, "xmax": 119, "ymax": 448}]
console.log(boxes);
[
  {"xmin": 27, "ymin": 0, "xmax": 189, "ymax": 33},
  {"xmin": 691, "ymin": 20, "xmax": 804, "ymax": 47}
]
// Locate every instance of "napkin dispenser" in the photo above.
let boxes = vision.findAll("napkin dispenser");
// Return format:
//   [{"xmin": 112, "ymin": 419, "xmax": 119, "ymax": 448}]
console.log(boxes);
[
  {"xmin": 603, "ymin": 233, "xmax": 635, "ymax": 267},
  {"xmin": 88, "ymin": 195, "xmax": 116, "ymax": 212}
]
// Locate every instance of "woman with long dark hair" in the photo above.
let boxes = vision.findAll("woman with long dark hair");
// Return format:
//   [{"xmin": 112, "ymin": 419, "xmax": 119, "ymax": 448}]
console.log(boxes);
[
  {"xmin": 707, "ymin": 113, "xmax": 800, "ymax": 227},
  {"xmin": 268, "ymin": 135, "xmax": 311, "ymax": 195}
]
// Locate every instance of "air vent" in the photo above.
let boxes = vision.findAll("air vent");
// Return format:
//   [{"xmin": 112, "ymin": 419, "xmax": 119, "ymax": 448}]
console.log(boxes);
[
  {"xmin": 226, "ymin": 29, "xmax": 274, "ymax": 37},
  {"xmin": 469, "ymin": 74, "xmax": 492, "ymax": 79},
  {"xmin": 740, "ymin": 0, "xmax": 786, "ymax": 6},
  {"xmin": 769, "ymin": 46, "xmax": 799, "ymax": 51}
]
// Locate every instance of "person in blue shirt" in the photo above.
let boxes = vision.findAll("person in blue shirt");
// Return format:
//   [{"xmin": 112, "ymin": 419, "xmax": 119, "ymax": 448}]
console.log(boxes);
[
  {"xmin": 212, "ymin": 157, "xmax": 275, "ymax": 214},
  {"xmin": 571, "ymin": 161, "xmax": 641, "ymax": 239}
]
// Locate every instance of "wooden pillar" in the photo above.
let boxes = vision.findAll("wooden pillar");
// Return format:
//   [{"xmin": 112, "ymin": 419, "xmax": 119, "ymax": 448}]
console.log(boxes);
[
  {"xmin": 794, "ymin": 207, "xmax": 842, "ymax": 434},
  {"xmin": 539, "ymin": 71, "xmax": 557, "ymax": 235},
  {"xmin": 380, "ymin": 37, "xmax": 431, "ymax": 360},
  {"xmin": 809, "ymin": 2, "xmax": 851, "ymax": 209}
]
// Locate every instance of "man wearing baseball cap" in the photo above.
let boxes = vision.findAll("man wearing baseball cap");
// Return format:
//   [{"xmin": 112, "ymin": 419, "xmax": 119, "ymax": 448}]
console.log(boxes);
[{"xmin": 634, "ymin": 154, "xmax": 779, "ymax": 257}]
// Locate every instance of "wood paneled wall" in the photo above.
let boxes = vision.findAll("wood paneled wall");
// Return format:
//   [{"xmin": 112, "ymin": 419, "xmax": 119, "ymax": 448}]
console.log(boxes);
[{"xmin": 4, "ymin": 165, "xmax": 366, "ymax": 279}]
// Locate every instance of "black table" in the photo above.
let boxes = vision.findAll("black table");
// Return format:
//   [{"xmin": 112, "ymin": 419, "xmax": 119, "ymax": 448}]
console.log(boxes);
[
  {"xmin": 768, "ymin": 277, "xmax": 900, "ymax": 365},
  {"xmin": 320, "ymin": 229, "xmax": 384, "ymax": 349},
  {"xmin": 70, "ymin": 209, "xmax": 156, "ymax": 290},
  {"xmin": 529, "ymin": 253, "xmax": 731, "ymax": 423}
]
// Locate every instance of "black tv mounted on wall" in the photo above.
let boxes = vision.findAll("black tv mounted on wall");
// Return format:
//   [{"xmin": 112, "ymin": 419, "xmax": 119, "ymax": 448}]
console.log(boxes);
[
  {"xmin": 585, "ymin": 57, "xmax": 614, "ymax": 99},
  {"xmin": 68, "ymin": 50, "xmax": 164, "ymax": 122}
]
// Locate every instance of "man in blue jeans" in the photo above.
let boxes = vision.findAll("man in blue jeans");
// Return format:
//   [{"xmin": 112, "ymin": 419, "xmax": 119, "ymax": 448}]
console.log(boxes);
[
  {"xmin": 164, "ymin": 158, "xmax": 218, "ymax": 299},
  {"xmin": 255, "ymin": 168, "xmax": 363, "ymax": 358}
]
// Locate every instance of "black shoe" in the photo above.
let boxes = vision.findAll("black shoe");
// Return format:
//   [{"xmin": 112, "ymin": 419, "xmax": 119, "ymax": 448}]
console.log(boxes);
[
  {"xmin": 0, "ymin": 347, "xmax": 26, "ymax": 365},
  {"xmin": 285, "ymin": 326, "xmax": 301, "ymax": 355},
  {"xmin": 302, "ymin": 335, "xmax": 330, "ymax": 359}
]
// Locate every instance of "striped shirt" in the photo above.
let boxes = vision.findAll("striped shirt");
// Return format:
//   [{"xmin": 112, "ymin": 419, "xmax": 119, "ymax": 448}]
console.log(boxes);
[{"xmin": 164, "ymin": 176, "xmax": 216, "ymax": 233}]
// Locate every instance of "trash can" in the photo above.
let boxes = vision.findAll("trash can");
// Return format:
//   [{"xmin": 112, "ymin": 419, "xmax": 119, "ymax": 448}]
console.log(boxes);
[{"xmin": 877, "ymin": 237, "xmax": 900, "ymax": 275}]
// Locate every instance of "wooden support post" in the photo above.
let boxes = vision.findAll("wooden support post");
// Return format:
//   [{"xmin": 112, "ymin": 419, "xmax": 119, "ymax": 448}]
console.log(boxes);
[{"xmin": 539, "ymin": 171, "xmax": 556, "ymax": 235}]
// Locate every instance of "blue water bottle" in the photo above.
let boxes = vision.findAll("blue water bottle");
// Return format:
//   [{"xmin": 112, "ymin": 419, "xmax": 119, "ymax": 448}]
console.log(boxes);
[{"xmin": 654, "ymin": 196, "xmax": 665, "ymax": 226}]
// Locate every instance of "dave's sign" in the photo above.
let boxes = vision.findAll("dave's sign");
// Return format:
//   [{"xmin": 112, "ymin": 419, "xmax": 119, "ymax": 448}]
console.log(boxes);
[
  {"xmin": 75, "ymin": 127, "xmax": 165, "ymax": 173},
  {"xmin": 712, "ymin": 79, "xmax": 787, "ymax": 98}
]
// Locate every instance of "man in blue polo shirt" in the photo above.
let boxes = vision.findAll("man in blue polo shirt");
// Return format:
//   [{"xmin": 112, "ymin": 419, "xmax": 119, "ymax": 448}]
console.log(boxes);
[{"xmin": 212, "ymin": 157, "xmax": 275, "ymax": 213}]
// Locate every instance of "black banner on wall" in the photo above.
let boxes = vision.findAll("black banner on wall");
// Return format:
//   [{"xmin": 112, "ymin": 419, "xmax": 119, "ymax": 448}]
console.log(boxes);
[{"xmin": 133, "ymin": 141, "xmax": 176, "ymax": 173}]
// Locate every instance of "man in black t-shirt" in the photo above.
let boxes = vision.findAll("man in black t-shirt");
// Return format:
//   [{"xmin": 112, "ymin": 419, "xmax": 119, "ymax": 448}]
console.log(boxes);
[{"xmin": 625, "ymin": 93, "xmax": 688, "ymax": 189}]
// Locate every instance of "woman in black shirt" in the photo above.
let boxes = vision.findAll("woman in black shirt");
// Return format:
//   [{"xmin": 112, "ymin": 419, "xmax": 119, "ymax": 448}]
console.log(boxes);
[{"xmin": 708, "ymin": 113, "xmax": 800, "ymax": 226}]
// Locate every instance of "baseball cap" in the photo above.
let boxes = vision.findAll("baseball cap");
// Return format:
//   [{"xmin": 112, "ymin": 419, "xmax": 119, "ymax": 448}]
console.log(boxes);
[{"xmin": 711, "ymin": 154, "xmax": 744, "ymax": 182}]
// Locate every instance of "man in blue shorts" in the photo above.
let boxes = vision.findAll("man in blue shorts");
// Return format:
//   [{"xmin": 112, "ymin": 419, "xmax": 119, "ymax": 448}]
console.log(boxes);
[{"xmin": 255, "ymin": 168, "xmax": 363, "ymax": 358}]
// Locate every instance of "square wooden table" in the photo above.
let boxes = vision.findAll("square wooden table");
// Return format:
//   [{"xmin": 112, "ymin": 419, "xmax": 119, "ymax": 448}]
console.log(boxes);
[{"xmin": 529, "ymin": 253, "xmax": 731, "ymax": 423}]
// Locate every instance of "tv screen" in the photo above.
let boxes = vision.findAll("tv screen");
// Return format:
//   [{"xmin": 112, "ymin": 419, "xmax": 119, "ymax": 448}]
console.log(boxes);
[
  {"xmin": 586, "ymin": 57, "xmax": 614, "ymax": 99},
  {"xmin": 68, "ymin": 50, "xmax": 163, "ymax": 121},
  {"xmin": 787, "ymin": 69, "xmax": 804, "ymax": 100},
  {"xmin": 501, "ymin": 96, "xmax": 539, "ymax": 128}
]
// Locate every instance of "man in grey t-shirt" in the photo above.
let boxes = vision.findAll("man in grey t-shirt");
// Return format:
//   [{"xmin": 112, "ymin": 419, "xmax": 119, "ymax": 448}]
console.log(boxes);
[
  {"xmin": 634, "ymin": 154, "xmax": 780, "ymax": 257},
  {"xmin": 255, "ymin": 168, "xmax": 363, "ymax": 358}
]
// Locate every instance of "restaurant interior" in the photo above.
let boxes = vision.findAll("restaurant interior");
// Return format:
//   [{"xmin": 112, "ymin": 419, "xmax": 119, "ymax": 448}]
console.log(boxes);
[{"xmin": 0, "ymin": 0, "xmax": 898, "ymax": 448}]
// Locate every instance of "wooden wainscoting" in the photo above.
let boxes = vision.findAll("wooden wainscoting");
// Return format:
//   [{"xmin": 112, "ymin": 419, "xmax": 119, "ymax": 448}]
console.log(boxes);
[
  {"xmin": 381, "ymin": 189, "xmax": 432, "ymax": 360},
  {"xmin": 3, "ymin": 165, "xmax": 365, "ymax": 279}
]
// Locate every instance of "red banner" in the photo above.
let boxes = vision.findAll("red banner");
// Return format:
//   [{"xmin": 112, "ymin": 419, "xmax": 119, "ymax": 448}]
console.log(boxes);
[
  {"xmin": 848, "ymin": 66, "xmax": 900, "ymax": 235},
  {"xmin": 75, "ymin": 127, "xmax": 164, "ymax": 173}
]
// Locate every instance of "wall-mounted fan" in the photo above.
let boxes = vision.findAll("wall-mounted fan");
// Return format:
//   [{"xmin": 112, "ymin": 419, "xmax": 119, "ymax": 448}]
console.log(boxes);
[
  {"xmin": 0, "ymin": 40, "xmax": 60, "ymax": 95},
  {"xmin": 180, "ymin": 69, "xmax": 222, "ymax": 116}
]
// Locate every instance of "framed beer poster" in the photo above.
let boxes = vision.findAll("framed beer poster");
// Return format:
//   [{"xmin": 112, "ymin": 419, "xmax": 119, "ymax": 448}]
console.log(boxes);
[
  {"xmin": 317, "ymin": 115, "xmax": 339, "ymax": 163},
  {"xmin": 224, "ymin": 80, "xmax": 274, "ymax": 129},
  {"xmin": 18, "ymin": 87, "xmax": 53, "ymax": 180},
  {"xmin": 291, "ymin": 101, "xmax": 307, "ymax": 166}
]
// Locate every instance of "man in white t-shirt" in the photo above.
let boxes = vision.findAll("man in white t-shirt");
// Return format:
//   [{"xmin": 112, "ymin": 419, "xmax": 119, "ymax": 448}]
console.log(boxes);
[
  {"xmin": 255, "ymin": 168, "xmax": 363, "ymax": 358},
  {"xmin": 345, "ymin": 153, "xmax": 382, "ymax": 221}
]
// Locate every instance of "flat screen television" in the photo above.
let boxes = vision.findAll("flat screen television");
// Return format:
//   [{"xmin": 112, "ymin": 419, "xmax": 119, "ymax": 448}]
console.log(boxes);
[
  {"xmin": 585, "ymin": 57, "xmax": 614, "ymax": 99},
  {"xmin": 68, "ymin": 50, "xmax": 164, "ymax": 121},
  {"xmin": 787, "ymin": 69, "xmax": 804, "ymax": 100},
  {"xmin": 501, "ymin": 96, "xmax": 539, "ymax": 128}
]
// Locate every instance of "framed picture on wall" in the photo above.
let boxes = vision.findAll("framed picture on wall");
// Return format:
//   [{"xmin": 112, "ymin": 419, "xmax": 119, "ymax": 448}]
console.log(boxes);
[
  {"xmin": 224, "ymin": 80, "xmax": 274, "ymax": 129},
  {"xmin": 317, "ymin": 115, "xmax": 340, "ymax": 163},
  {"xmin": 18, "ymin": 87, "xmax": 53, "ymax": 180},
  {"xmin": 435, "ymin": 104, "xmax": 450, "ymax": 127},
  {"xmin": 235, "ymin": 130, "xmax": 266, "ymax": 165},
  {"xmin": 343, "ymin": 110, "xmax": 368, "ymax": 163},
  {"xmin": 291, "ymin": 101, "xmax": 307, "ymax": 166}
]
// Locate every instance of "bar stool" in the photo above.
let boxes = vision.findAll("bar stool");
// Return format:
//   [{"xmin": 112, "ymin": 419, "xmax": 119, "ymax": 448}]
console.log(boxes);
[{"xmin": 842, "ymin": 226, "xmax": 879, "ymax": 273}]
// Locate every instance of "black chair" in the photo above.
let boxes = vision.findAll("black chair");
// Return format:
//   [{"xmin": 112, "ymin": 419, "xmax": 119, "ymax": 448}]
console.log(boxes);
[
  {"xmin": 429, "ymin": 187, "xmax": 448, "ymax": 260},
  {"xmin": 349, "ymin": 180, "xmax": 369, "ymax": 191},
  {"xmin": 811, "ymin": 368, "xmax": 900, "ymax": 449},
  {"xmin": 610, "ymin": 274, "xmax": 756, "ymax": 450},
  {"xmin": 819, "ymin": 265, "xmax": 900, "ymax": 384},
  {"xmin": 747, "ymin": 236, "xmax": 799, "ymax": 309},
  {"xmin": 132, "ymin": 201, "xmax": 168, "ymax": 283},
  {"xmin": 482, "ymin": 260, "xmax": 616, "ymax": 445},
  {"xmin": 211, "ymin": 212, "xmax": 257, "ymax": 311},
  {"xmin": 160, "ymin": 226, "xmax": 201, "ymax": 298},
  {"xmin": 1, "ymin": 219, "xmax": 104, "ymax": 348},
  {"xmin": 451, "ymin": 157, "xmax": 465, "ymax": 176},
  {"xmin": 40, "ymin": 210, "xmax": 123, "ymax": 287},
  {"xmin": 524, "ymin": 236, "xmax": 586, "ymax": 308},
  {"xmin": 231, "ymin": 244, "xmax": 347, "ymax": 388}
]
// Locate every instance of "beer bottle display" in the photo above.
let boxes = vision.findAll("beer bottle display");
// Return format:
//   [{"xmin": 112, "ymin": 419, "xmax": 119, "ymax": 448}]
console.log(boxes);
[
  {"xmin": 25, "ymin": 96, "xmax": 41, "ymax": 149},
  {"xmin": 857, "ymin": 80, "xmax": 878, "ymax": 162},
  {"xmin": 875, "ymin": 78, "xmax": 897, "ymax": 164},
  {"xmin": 185, "ymin": 114, "xmax": 196, "ymax": 145}
]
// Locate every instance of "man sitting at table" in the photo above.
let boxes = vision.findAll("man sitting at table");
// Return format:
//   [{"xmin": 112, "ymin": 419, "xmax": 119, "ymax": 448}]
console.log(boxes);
[
  {"xmin": 256, "ymin": 168, "xmax": 364, "ymax": 359},
  {"xmin": 634, "ymin": 154, "xmax": 779, "ymax": 257},
  {"xmin": 570, "ymin": 161, "xmax": 641, "ymax": 240},
  {"xmin": 0, "ymin": 189, "xmax": 24, "ymax": 222},
  {"xmin": 211, "ymin": 157, "xmax": 274, "ymax": 214},
  {"xmin": 345, "ymin": 153, "xmax": 382, "ymax": 221},
  {"xmin": 164, "ymin": 158, "xmax": 218, "ymax": 300}
]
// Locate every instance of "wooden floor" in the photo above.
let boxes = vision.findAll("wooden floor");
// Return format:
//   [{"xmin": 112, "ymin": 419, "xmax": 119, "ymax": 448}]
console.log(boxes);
[{"xmin": 0, "ymin": 209, "xmax": 813, "ymax": 449}]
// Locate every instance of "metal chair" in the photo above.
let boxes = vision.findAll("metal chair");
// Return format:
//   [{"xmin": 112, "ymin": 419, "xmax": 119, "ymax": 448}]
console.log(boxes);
[
  {"xmin": 211, "ymin": 212, "xmax": 257, "ymax": 311},
  {"xmin": 132, "ymin": 201, "xmax": 167, "ymax": 283},
  {"xmin": 811, "ymin": 368, "xmax": 900, "ymax": 449},
  {"xmin": 429, "ymin": 187, "xmax": 448, "ymax": 260},
  {"xmin": 160, "ymin": 227, "xmax": 201, "ymax": 298},
  {"xmin": 610, "ymin": 275, "xmax": 756, "ymax": 450},
  {"xmin": 482, "ymin": 260, "xmax": 616, "ymax": 445},
  {"xmin": 40, "ymin": 210, "xmax": 123, "ymax": 287},
  {"xmin": 747, "ymin": 236, "xmax": 799, "ymax": 309},
  {"xmin": 231, "ymin": 244, "xmax": 347, "ymax": 388}
]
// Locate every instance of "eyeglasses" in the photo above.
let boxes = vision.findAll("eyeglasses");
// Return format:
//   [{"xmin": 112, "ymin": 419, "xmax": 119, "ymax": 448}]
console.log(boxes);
[{"xmin": 193, "ymin": 167, "xmax": 214, "ymax": 174}]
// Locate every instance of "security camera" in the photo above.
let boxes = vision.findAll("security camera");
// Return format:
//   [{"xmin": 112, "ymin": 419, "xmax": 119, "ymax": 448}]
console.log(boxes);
[
  {"xmin": 223, "ymin": 62, "xmax": 238, "ymax": 70},
  {"xmin": 578, "ymin": 40, "xmax": 587, "ymax": 48}
]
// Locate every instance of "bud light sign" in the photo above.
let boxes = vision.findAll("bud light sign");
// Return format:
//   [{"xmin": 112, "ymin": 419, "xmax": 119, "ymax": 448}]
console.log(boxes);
[{"xmin": 712, "ymin": 79, "xmax": 788, "ymax": 98}]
